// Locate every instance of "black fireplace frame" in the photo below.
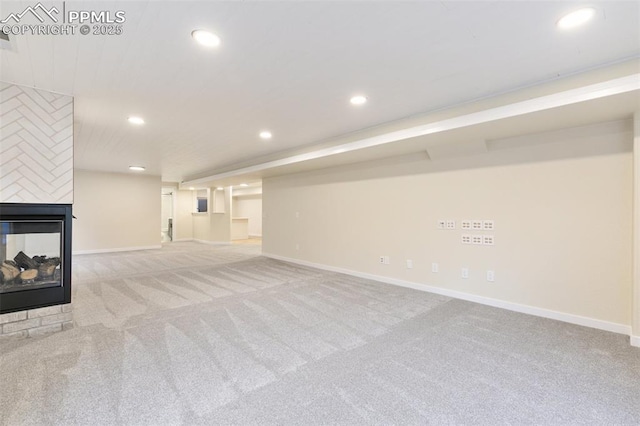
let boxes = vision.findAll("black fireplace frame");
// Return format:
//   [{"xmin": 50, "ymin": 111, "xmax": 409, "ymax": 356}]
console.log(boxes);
[{"xmin": 0, "ymin": 203, "xmax": 72, "ymax": 314}]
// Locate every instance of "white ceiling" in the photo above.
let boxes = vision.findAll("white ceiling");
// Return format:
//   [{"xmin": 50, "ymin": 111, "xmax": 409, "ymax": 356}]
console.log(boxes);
[{"xmin": 1, "ymin": 1, "xmax": 639, "ymax": 183}]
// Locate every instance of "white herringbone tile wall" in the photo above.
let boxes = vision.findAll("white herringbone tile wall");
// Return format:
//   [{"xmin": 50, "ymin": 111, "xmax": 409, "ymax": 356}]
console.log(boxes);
[{"xmin": 0, "ymin": 82, "xmax": 73, "ymax": 204}]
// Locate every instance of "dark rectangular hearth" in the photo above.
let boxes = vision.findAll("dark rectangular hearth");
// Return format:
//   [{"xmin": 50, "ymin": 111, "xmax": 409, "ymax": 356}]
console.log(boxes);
[{"xmin": 0, "ymin": 203, "xmax": 72, "ymax": 314}]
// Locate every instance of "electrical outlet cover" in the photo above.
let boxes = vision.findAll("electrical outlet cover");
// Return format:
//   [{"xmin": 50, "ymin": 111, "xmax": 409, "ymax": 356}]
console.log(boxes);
[
  {"xmin": 483, "ymin": 220, "xmax": 495, "ymax": 230},
  {"xmin": 437, "ymin": 220, "xmax": 446, "ymax": 229},
  {"xmin": 472, "ymin": 235, "xmax": 483, "ymax": 245},
  {"xmin": 472, "ymin": 220, "xmax": 483, "ymax": 230},
  {"xmin": 446, "ymin": 220, "xmax": 456, "ymax": 230},
  {"xmin": 461, "ymin": 234, "xmax": 471, "ymax": 244},
  {"xmin": 461, "ymin": 220, "xmax": 471, "ymax": 230},
  {"xmin": 483, "ymin": 235, "xmax": 495, "ymax": 245}
]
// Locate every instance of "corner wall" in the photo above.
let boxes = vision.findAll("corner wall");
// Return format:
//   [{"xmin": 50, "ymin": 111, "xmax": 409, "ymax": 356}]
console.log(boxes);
[
  {"xmin": 73, "ymin": 170, "xmax": 161, "ymax": 253},
  {"xmin": 174, "ymin": 189, "xmax": 194, "ymax": 241},
  {"xmin": 263, "ymin": 120, "xmax": 634, "ymax": 332},
  {"xmin": 633, "ymin": 113, "xmax": 640, "ymax": 346}
]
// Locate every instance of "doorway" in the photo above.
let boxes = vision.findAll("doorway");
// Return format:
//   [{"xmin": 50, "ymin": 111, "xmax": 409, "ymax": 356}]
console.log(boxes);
[
  {"xmin": 161, "ymin": 189, "xmax": 174, "ymax": 242},
  {"xmin": 231, "ymin": 189, "xmax": 262, "ymax": 246}
]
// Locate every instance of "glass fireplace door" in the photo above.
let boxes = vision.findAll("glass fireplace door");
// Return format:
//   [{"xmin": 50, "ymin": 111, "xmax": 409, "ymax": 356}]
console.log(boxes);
[{"xmin": 0, "ymin": 220, "xmax": 63, "ymax": 293}]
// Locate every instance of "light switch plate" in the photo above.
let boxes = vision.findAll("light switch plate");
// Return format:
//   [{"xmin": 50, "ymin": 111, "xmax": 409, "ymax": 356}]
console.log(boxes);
[{"xmin": 461, "ymin": 267, "xmax": 469, "ymax": 279}]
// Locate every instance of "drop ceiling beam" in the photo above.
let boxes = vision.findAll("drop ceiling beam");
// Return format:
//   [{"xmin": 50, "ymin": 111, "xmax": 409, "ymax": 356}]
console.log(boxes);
[{"xmin": 182, "ymin": 74, "xmax": 640, "ymax": 188}]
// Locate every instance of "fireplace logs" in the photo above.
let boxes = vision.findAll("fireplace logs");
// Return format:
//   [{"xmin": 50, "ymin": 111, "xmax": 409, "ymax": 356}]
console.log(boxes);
[
  {"xmin": 19, "ymin": 269, "xmax": 38, "ymax": 284},
  {"xmin": 14, "ymin": 251, "xmax": 39, "ymax": 270},
  {"xmin": 0, "ymin": 251, "xmax": 61, "ymax": 285},
  {"xmin": 0, "ymin": 261, "xmax": 20, "ymax": 282}
]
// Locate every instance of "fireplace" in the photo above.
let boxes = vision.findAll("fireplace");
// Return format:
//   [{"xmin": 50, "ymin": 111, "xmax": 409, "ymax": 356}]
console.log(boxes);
[{"xmin": 0, "ymin": 203, "xmax": 72, "ymax": 314}]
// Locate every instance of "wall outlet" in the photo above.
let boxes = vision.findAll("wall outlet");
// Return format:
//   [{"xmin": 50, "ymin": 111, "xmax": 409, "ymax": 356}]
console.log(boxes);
[
  {"xmin": 472, "ymin": 235, "xmax": 483, "ymax": 245},
  {"xmin": 472, "ymin": 220, "xmax": 483, "ymax": 230},
  {"xmin": 461, "ymin": 267, "xmax": 469, "ymax": 279},
  {"xmin": 461, "ymin": 234, "xmax": 471, "ymax": 244},
  {"xmin": 446, "ymin": 220, "xmax": 456, "ymax": 230},
  {"xmin": 486, "ymin": 270, "xmax": 495, "ymax": 282},
  {"xmin": 406, "ymin": 259, "xmax": 413, "ymax": 269},
  {"xmin": 379, "ymin": 256, "xmax": 390, "ymax": 265},
  {"xmin": 483, "ymin": 235, "xmax": 495, "ymax": 245},
  {"xmin": 431, "ymin": 262, "xmax": 439, "ymax": 273},
  {"xmin": 461, "ymin": 220, "xmax": 471, "ymax": 230},
  {"xmin": 437, "ymin": 220, "xmax": 446, "ymax": 229},
  {"xmin": 483, "ymin": 220, "xmax": 495, "ymax": 230},
  {"xmin": 379, "ymin": 256, "xmax": 385, "ymax": 264}
]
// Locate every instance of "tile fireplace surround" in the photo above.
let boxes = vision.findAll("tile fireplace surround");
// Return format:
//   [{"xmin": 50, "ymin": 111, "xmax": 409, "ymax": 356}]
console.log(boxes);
[{"xmin": 0, "ymin": 82, "xmax": 74, "ymax": 339}]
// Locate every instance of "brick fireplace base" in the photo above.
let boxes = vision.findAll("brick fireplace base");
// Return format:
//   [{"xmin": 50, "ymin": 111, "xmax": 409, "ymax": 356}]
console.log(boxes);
[{"xmin": 0, "ymin": 304, "xmax": 73, "ymax": 340}]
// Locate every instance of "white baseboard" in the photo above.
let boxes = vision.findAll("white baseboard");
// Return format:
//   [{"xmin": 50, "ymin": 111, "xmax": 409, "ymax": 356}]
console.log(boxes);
[
  {"xmin": 193, "ymin": 239, "xmax": 232, "ymax": 246},
  {"xmin": 171, "ymin": 238, "xmax": 194, "ymax": 242},
  {"xmin": 263, "ymin": 252, "xmax": 632, "ymax": 338},
  {"xmin": 631, "ymin": 335, "xmax": 640, "ymax": 348},
  {"xmin": 74, "ymin": 245, "xmax": 162, "ymax": 255}
]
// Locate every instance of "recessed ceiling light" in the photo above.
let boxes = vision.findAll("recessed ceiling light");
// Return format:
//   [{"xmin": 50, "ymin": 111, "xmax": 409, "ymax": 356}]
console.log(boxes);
[
  {"xmin": 259, "ymin": 131, "xmax": 272, "ymax": 140},
  {"xmin": 216, "ymin": 187, "xmax": 224, "ymax": 190},
  {"xmin": 191, "ymin": 29, "xmax": 221, "ymax": 48},
  {"xmin": 350, "ymin": 95, "xmax": 367, "ymax": 105},
  {"xmin": 129, "ymin": 165, "xmax": 145, "ymax": 171},
  {"xmin": 127, "ymin": 116, "xmax": 144, "ymax": 125},
  {"xmin": 239, "ymin": 183, "xmax": 249, "ymax": 187},
  {"xmin": 189, "ymin": 187, "xmax": 195, "ymax": 190},
  {"xmin": 557, "ymin": 8, "xmax": 595, "ymax": 29}
]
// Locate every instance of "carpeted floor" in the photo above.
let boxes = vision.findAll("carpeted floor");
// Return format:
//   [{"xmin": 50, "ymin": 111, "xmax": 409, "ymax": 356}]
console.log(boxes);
[{"xmin": 1, "ymin": 242, "xmax": 639, "ymax": 425}]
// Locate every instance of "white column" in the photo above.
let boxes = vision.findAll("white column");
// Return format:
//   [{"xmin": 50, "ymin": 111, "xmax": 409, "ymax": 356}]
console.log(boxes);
[{"xmin": 632, "ymin": 112, "xmax": 640, "ymax": 347}]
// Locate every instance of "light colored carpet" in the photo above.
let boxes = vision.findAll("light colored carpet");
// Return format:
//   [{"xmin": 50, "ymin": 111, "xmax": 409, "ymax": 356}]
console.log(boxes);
[{"xmin": 1, "ymin": 242, "xmax": 639, "ymax": 425}]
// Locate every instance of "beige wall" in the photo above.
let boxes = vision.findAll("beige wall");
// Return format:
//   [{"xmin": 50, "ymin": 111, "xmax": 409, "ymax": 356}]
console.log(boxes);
[
  {"xmin": 263, "ymin": 120, "xmax": 634, "ymax": 328},
  {"xmin": 233, "ymin": 195, "xmax": 263, "ymax": 237},
  {"xmin": 73, "ymin": 170, "xmax": 161, "ymax": 253},
  {"xmin": 174, "ymin": 189, "xmax": 194, "ymax": 241}
]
